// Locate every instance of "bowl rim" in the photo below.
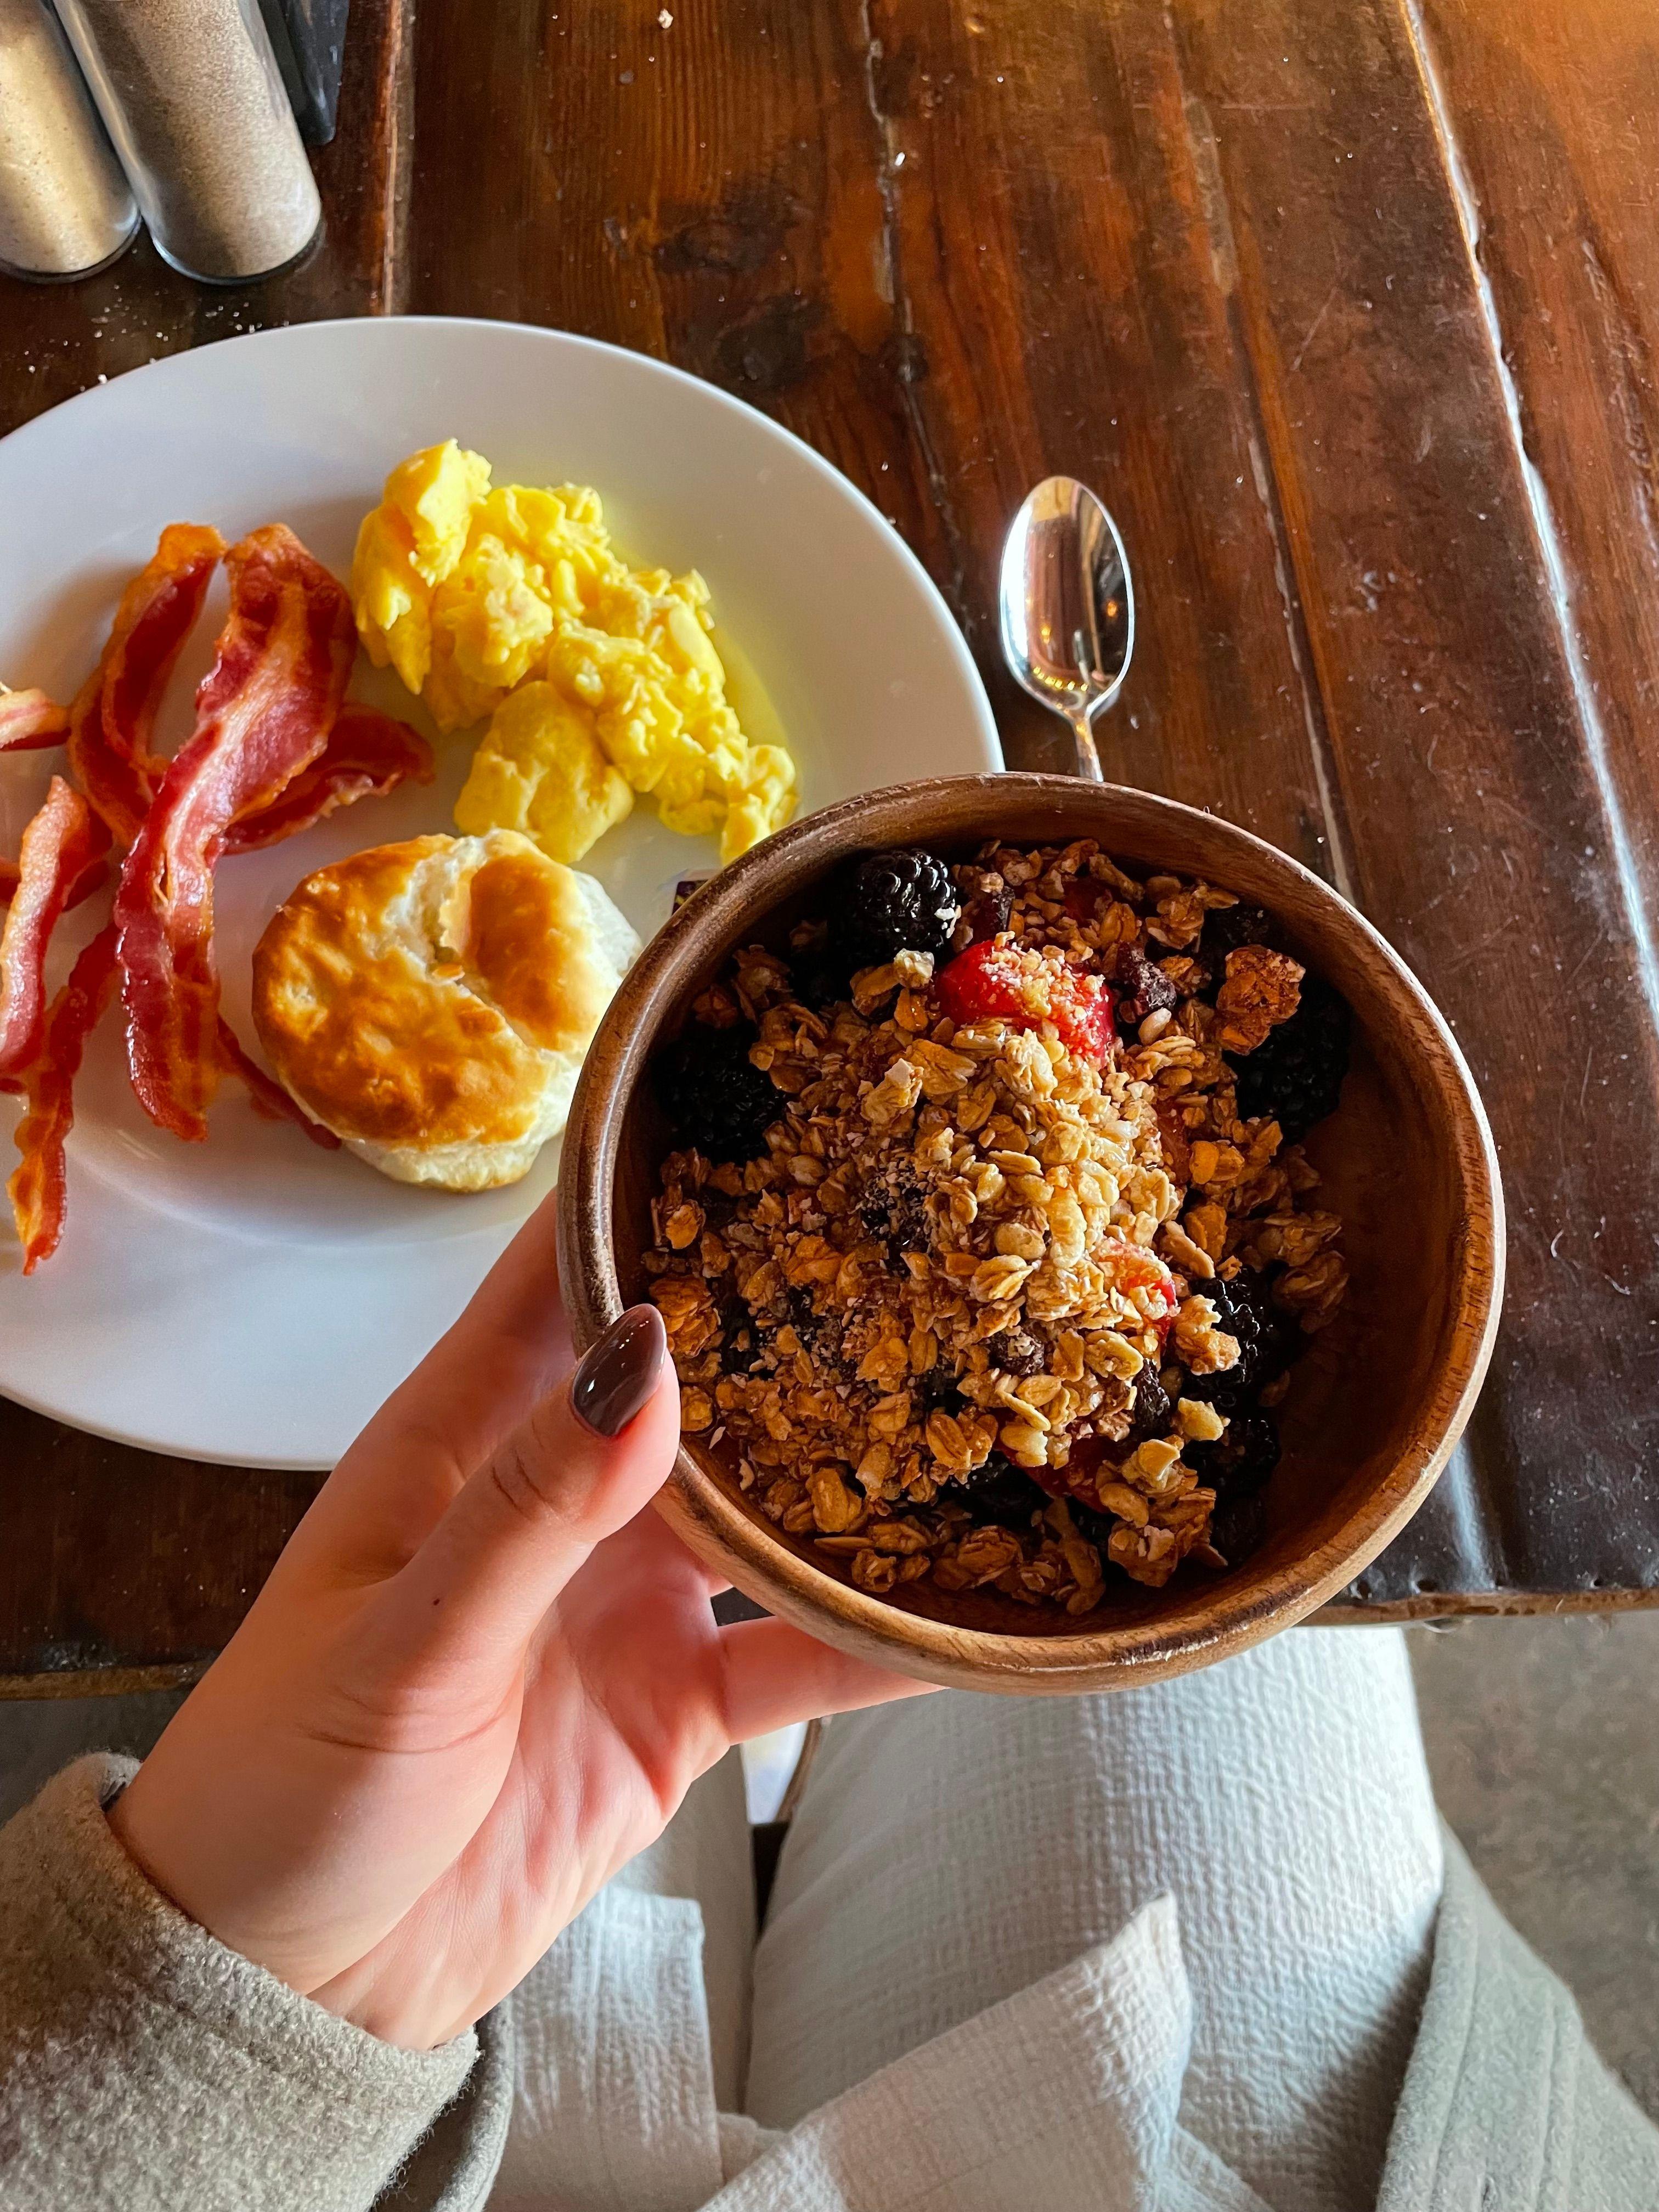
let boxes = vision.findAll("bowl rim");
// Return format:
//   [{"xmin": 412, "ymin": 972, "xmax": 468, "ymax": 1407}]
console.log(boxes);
[{"xmin": 558, "ymin": 774, "xmax": 1506, "ymax": 1690}]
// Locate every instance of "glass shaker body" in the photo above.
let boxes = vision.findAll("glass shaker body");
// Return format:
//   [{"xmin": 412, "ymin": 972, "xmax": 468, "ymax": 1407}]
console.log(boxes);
[
  {"xmin": 54, "ymin": 0, "xmax": 321, "ymax": 284},
  {"xmin": 0, "ymin": 0, "xmax": 137, "ymax": 281}
]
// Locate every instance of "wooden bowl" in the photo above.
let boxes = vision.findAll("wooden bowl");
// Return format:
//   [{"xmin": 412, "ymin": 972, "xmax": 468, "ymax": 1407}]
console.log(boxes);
[{"xmin": 560, "ymin": 776, "xmax": 1504, "ymax": 1693}]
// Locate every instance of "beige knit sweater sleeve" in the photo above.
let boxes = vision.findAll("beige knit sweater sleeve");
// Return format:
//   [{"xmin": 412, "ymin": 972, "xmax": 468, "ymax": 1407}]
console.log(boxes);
[{"xmin": 0, "ymin": 1754, "xmax": 510, "ymax": 2212}]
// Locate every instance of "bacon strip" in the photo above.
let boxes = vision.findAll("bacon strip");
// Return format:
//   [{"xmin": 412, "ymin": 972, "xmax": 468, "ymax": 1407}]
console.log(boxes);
[
  {"xmin": 221, "ymin": 703, "xmax": 435, "ymax": 855},
  {"xmin": 3, "ymin": 923, "xmax": 118, "ymax": 1274},
  {"xmin": 67, "ymin": 524, "xmax": 225, "ymax": 844},
  {"xmin": 115, "ymin": 525, "xmax": 356, "ymax": 1141},
  {"xmin": 0, "ymin": 851, "xmax": 107, "ymax": 916},
  {"xmin": 0, "ymin": 778, "xmax": 111, "ymax": 1076},
  {"xmin": 216, "ymin": 1017, "xmax": 340, "ymax": 1149},
  {"xmin": 0, "ymin": 688, "xmax": 71, "ymax": 752}
]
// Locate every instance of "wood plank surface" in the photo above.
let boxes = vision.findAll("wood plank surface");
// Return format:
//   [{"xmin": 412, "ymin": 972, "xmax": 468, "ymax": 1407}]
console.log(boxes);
[
  {"xmin": 408, "ymin": 0, "xmax": 1659, "ymax": 1611},
  {"xmin": 1164, "ymin": 0, "xmax": 1659, "ymax": 1601},
  {"xmin": 4, "ymin": 0, "xmax": 1658, "ymax": 1688},
  {"xmin": 0, "ymin": 0, "xmax": 409, "ymax": 1685}
]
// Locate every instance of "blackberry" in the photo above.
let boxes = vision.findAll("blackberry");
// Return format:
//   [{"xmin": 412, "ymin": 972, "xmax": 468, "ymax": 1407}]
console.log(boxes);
[
  {"xmin": 1184, "ymin": 1268, "xmax": 1300, "ymax": 1409},
  {"xmin": 1229, "ymin": 974, "xmax": 1351, "ymax": 1142},
  {"xmin": 954, "ymin": 1454, "xmax": 1045, "ymax": 1527},
  {"xmin": 986, "ymin": 1328, "xmax": 1045, "ymax": 1378},
  {"xmin": 656, "ymin": 1024, "xmax": 780, "ymax": 1162},
  {"xmin": 1204, "ymin": 902, "xmax": 1277, "ymax": 956},
  {"xmin": 1209, "ymin": 1491, "xmax": 1267, "ymax": 1566},
  {"xmin": 1068, "ymin": 1498, "xmax": 1113, "ymax": 1549},
  {"xmin": 834, "ymin": 848, "xmax": 961, "ymax": 968},
  {"xmin": 795, "ymin": 956, "xmax": 848, "ymax": 1011},
  {"xmin": 1187, "ymin": 1410, "xmax": 1281, "ymax": 1498},
  {"xmin": 1110, "ymin": 945, "xmax": 1178, "ymax": 1032},
  {"xmin": 1122, "ymin": 1363, "xmax": 1174, "ymax": 1446}
]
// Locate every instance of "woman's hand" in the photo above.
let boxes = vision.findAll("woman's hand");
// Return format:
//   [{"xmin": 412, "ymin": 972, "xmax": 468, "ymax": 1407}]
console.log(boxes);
[{"xmin": 109, "ymin": 1195, "xmax": 922, "ymax": 2051}]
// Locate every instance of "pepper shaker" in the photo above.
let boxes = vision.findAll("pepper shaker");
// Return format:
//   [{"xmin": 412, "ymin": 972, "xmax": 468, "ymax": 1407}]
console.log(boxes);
[
  {"xmin": 0, "ymin": 0, "xmax": 136, "ymax": 281},
  {"xmin": 53, "ymin": 0, "xmax": 322, "ymax": 284}
]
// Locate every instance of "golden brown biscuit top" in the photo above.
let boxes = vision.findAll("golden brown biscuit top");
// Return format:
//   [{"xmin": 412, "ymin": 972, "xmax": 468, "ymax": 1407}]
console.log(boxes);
[
  {"xmin": 251, "ymin": 832, "xmax": 612, "ymax": 1153},
  {"xmin": 465, "ymin": 845, "xmax": 612, "ymax": 1054}
]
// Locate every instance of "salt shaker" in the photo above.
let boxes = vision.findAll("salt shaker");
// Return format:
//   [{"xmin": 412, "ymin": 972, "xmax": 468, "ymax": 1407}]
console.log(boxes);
[
  {"xmin": 53, "ymin": 0, "xmax": 322, "ymax": 284},
  {"xmin": 0, "ymin": 0, "xmax": 136, "ymax": 281}
]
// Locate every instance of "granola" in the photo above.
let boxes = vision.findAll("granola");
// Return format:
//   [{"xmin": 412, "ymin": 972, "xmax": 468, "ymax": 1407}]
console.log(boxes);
[{"xmin": 645, "ymin": 839, "xmax": 1350, "ymax": 1616}]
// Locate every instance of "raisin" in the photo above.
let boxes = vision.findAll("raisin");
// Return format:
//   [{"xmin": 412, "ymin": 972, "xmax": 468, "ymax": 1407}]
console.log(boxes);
[
  {"xmin": 961, "ymin": 884, "xmax": 1014, "ymax": 944},
  {"xmin": 1122, "ymin": 1363, "xmax": 1174, "ymax": 1446},
  {"xmin": 1110, "ymin": 944, "xmax": 1179, "ymax": 1031},
  {"xmin": 986, "ymin": 1328, "xmax": 1045, "ymax": 1378}
]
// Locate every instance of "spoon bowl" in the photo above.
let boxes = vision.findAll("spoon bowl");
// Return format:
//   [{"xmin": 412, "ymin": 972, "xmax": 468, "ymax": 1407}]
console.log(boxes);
[{"xmin": 999, "ymin": 476, "xmax": 1135, "ymax": 779}]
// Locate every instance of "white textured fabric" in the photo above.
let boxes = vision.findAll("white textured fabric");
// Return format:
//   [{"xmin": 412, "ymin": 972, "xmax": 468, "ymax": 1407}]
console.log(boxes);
[
  {"xmin": 490, "ymin": 1752, "xmax": 753, "ymax": 2211},
  {"xmin": 751, "ymin": 1628, "xmax": 1443, "ymax": 2212},
  {"xmin": 479, "ymin": 1623, "xmax": 1659, "ymax": 2212},
  {"xmin": 712, "ymin": 1898, "xmax": 1201, "ymax": 2211}
]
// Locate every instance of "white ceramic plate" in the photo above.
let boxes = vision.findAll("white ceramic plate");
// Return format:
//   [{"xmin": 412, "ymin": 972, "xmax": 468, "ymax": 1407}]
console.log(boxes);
[{"xmin": 0, "ymin": 317, "xmax": 998, "ymax": 1468}]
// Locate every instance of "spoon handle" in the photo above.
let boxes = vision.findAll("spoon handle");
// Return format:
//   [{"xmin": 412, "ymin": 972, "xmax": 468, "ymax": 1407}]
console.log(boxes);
[{"xmin": 1064, "ymin": 703, "xmax": 1105, "ymax": 782}]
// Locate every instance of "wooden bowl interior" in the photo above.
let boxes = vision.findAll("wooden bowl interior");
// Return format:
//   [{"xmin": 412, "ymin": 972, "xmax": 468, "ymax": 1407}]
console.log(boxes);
[{"xmin": 586, "ymin": 777, "xmax": 1496, "ymax": 1667}]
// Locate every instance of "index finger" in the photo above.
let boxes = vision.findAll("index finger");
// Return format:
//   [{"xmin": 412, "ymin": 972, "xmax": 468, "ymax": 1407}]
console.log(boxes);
[{"xmin": 300, "ymin": 1192, "xmax": 575, "ymax": 1573}]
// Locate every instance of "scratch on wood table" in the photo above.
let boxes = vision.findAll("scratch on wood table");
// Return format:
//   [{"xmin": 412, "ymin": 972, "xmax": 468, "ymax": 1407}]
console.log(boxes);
[{"xmin": 2, "ymin": 0, "xmax": 1657, "ymax": 1691}]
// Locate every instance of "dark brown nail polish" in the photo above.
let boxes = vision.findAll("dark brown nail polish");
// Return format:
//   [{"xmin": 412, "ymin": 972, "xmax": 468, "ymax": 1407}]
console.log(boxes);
[{"xmin": 571, "ymin": 1305, "xmax": 666, "ymax": 1436}]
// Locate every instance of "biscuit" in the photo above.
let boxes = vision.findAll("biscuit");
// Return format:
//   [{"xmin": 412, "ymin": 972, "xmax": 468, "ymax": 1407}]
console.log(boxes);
[{"xmin": 252, "ymin": 830, "xmax": 640, "ymax": 1189}]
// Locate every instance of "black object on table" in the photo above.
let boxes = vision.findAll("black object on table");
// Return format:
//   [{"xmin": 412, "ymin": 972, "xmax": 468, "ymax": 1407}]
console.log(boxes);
[{"xmin": 259, "ymin": 0, "xmax": 350, "ymax": 145}]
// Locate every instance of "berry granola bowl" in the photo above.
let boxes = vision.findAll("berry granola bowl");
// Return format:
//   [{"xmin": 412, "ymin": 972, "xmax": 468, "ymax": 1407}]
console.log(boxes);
[{"xmin": 559, "ymin": 776, "xmax": 1503, "ymax": 1693}]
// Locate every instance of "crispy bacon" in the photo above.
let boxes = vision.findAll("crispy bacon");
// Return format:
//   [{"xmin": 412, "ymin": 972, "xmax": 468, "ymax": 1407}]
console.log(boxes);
[
  {"xmin": 216, "ymin": 1017, "xmax": 340, "ymax": 1149},
  {"xmin": 0, "ymin": 850, "xmax": 107, "ymax": 916},
  {"xmin": 0, "ymin": 778, "xmax": 111, "ymax": 1076},
  {"xmin": 67, "ymin": 524, "xmax": 225, "ymax": 844},
  {"xmin": 115, "ymin": 525, "xmax": 355, "ymax": 1141},
  {"xmin": 3, "ymin": 923, "xmax": 118, "ymax": 1274},
  {"xmin": 0, "ymin": 688, "xmax": 71, "ymax": 752},
  {"xmin": 222, "ymin": 703, "xmax": 434, "ymax": 855}
]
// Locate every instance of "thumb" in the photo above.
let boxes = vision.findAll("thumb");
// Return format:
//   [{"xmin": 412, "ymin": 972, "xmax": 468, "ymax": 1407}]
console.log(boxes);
[{"xmin": 365, "ymin": 1306, "xmax": 680, "ymax": 1672}]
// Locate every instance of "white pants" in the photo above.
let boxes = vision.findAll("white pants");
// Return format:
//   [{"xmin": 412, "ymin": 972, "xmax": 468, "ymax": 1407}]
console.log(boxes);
[{"xmin": 511, "ymin": 1627, "xmax": 1442, "ymax": 2212}]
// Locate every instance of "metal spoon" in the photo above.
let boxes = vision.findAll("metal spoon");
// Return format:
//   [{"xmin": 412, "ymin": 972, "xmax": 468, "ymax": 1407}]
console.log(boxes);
[{"xmin": 998, "ymin": 476, "xmax": 1135, "ymax": 781}]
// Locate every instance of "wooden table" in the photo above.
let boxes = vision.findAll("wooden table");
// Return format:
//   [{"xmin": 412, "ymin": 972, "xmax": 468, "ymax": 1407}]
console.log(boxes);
[{"xmin": 3, "ymin": 0, "xmax": 1657, "ymax": 1695}]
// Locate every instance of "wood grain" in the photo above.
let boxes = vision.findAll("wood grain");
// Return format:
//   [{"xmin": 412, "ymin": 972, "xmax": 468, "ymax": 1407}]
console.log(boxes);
[
  {"xmin": 0, "ymin": 0, "xmax": 409, "ymax": 441},
  {"xmin": 0, "ymin": 0, "xmax": 408, "ymax": 1690},
  {"xmin": 6, "ymin": 0, "xmax": 1659, "ymax": 1689},
  {"xmin": 561, "ymin": 775, "xmax": 1502, "ymax": 1691},
  {"xmin": 1165, "ymin": 0, "xmax": 1659, "ymax": 1604}
]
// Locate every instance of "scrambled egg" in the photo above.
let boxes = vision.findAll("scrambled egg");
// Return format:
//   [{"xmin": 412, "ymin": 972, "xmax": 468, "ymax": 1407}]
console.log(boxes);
[{"xmin": 351, "ymin": 442, "xmax": 797, "ymax": 867}]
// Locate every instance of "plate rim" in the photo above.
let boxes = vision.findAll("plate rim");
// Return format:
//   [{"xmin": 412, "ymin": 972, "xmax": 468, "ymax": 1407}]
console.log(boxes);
[{"xmin": 0, "ymin": 313, "xmax": 1002, "ymax": 1468}]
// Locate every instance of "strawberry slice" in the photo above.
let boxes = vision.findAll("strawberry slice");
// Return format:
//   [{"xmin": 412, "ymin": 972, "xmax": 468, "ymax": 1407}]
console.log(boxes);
[
  {"xmin": 1101, "ymin": 1237, "xmax": 1181, "ymax": 1338},
  {"xmin": 936, "ymin": 937, "xmax": 1115, "ymax": 1064}
]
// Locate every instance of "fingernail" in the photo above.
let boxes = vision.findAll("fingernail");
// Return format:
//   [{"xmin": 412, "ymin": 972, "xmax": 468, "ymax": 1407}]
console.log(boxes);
[{"xmin": 572, "ymin": 1305, "xmax": 667, "ymax": 1437}]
